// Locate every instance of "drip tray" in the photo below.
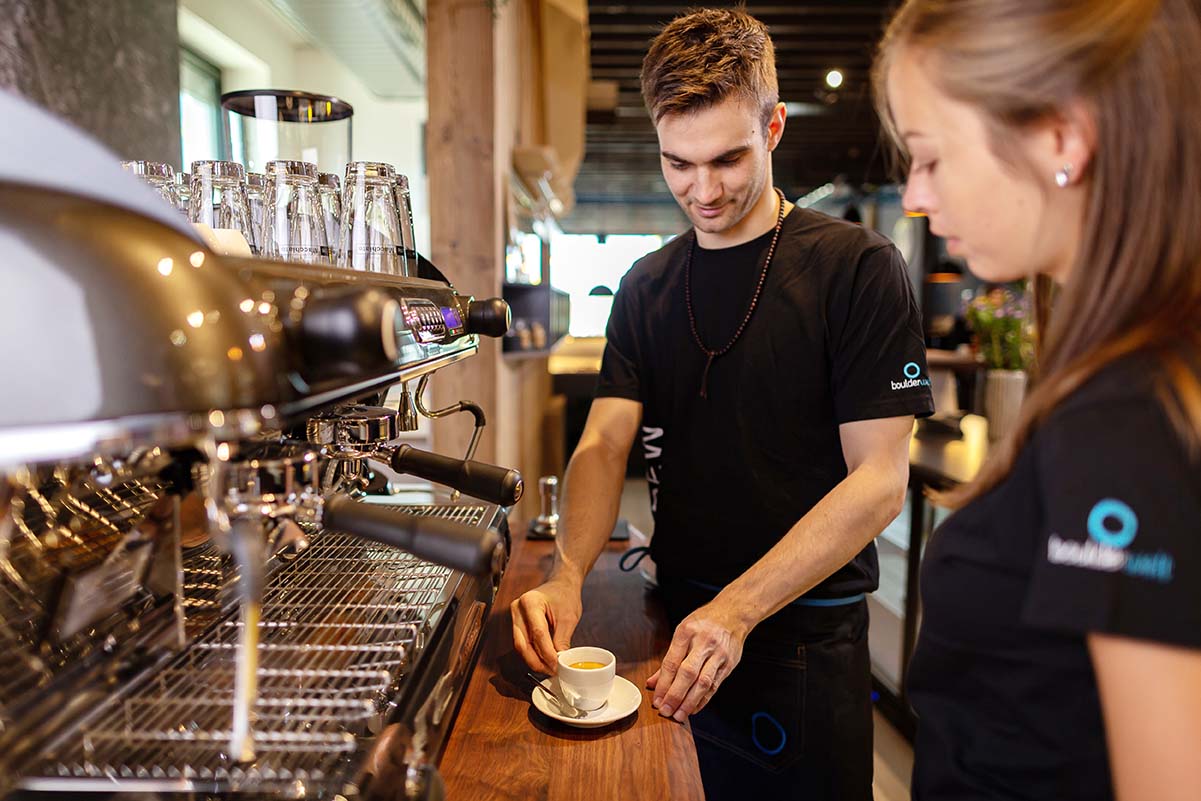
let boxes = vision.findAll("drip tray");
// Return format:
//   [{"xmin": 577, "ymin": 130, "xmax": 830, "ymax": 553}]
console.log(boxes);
[{"xmin": 24, "ymin": 502, "xmax": 491, "ymax": 798}]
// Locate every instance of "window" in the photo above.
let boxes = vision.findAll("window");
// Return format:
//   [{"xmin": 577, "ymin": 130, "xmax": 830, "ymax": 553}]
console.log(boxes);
[
  {"xmin": 506, "ymin": 231, "xmax": 543, "ymax": 285},
  {"xmin": 550, "ymin": 233, "xmax": 665, "ymax": 337},
  {"xmin": 179, "ymin": 48, "xmax": 224, "ymax": 170}
]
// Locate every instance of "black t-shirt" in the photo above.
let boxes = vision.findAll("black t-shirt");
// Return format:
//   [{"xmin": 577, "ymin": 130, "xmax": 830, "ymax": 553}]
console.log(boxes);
[
  {"xmin": 596, "ymin": 207, "xmax": 934, "ymax": 597},
  {"xmin": 910, "ymin": 355, "xmax": 1201, "ymax": 800}
]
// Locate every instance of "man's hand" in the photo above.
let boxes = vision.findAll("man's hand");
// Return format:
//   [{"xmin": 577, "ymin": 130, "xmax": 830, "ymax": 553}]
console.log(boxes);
[
  {"xmin": 511, "ymin": 578, "xmax": 583, "ymax": 674},
  {"xmin": 647, "ymin": 598, "xmax": 751, "ymax": 721}
]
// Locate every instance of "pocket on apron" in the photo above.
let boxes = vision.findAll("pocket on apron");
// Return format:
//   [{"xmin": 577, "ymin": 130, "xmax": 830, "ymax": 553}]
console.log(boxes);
[{"xmin": 690, "ymin": 641, "xmax": 808, "ymax": 774}]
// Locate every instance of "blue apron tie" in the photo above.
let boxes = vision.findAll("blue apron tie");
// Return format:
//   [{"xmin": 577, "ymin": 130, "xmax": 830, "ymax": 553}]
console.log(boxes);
[{"xmin": 687, "ymin": 578, "xmax": 864, "ymax": 607}]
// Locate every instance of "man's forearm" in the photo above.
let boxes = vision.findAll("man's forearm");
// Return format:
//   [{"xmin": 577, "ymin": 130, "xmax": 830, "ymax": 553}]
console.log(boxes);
[
  {"xmin": 717, "ymin": 462, "xmax": 908, "ymax": 630},
  {"xmin": 548, "ymin": 437, "xmax": 629, "ymax": 587}
]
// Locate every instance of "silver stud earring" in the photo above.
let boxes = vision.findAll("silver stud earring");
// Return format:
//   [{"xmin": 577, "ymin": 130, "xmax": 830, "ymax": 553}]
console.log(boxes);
[{"xmin": 1055, "ymin": 164, "xmax": 1073, "ymax": 188}]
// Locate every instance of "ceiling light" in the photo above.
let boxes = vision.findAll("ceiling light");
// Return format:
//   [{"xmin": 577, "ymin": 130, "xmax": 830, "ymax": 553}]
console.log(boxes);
[{"xmin": 825, "ymin": 69, "xmax": 844, "ymax": 89}]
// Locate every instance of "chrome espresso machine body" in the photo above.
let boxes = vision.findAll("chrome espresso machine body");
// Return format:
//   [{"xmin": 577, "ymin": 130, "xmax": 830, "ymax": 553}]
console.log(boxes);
[{"xmin": 0, "ymin": 182, "xmax": 519, "ymax": 800}]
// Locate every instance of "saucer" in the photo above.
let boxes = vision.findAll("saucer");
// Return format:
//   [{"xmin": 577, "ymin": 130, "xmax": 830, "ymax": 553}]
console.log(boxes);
[{"xmin": 531, "ymin": 675, "xmax": 642, "ymax": 728}]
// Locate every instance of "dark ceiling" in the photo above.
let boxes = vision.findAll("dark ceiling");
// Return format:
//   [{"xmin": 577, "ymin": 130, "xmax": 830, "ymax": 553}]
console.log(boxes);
[{"xmin": 566, "ymin": 1, "xmax": 898, "ymax": 234}]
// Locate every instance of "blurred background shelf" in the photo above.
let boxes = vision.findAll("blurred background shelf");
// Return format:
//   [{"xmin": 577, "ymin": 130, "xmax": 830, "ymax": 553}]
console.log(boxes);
[{"xmin": 502, "ymin": 281, "xmax": 570, "ymax": 354}]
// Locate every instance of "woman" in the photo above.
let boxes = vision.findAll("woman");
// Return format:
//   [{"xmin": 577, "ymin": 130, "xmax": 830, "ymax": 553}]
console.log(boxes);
[{"xmin": 873, "ymin": 1, "xmax": 1201, "ymax": 799}]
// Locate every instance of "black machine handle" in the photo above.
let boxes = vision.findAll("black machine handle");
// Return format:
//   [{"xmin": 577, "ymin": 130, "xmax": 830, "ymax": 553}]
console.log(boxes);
[
  {"xmin": 465, "ymin": 297, "xmax": 511, "ymax": 338},
  {"xmin": 389, "ymin": 444, "xmax": 524, "ymax": 507},
  {"xmin": 322, "ymin": 494, "xmax": 501, "ymax": 575}
]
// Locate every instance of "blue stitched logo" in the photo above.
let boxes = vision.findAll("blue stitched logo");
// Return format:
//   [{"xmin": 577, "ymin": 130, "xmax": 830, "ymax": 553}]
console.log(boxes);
[
  {"xmin": 1049, "ymin": 497, "xmax": 1171, "ymax": 583},
  {"xmin": 892, "ymin": 361, "xmax": 930, "ymax": 391},
  {"xmin": 1087, "ymin": 498, "xmax": 1138, "ymax": 549}
]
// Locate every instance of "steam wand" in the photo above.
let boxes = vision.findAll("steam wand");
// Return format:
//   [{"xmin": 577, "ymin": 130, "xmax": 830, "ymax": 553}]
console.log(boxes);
[{"xmin": 412, "ymin": 375, "xmax": 488, "ymax": 501}]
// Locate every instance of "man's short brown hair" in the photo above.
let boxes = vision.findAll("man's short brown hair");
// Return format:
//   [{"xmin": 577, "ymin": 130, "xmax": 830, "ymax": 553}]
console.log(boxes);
[{"xmin": 640, "ymin": 7, "xmax": 779, "ymax": 127}]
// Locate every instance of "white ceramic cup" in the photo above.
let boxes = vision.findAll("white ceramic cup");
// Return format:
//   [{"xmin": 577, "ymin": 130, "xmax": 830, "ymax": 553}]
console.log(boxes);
[{"xmin": 556, "ymin": 646, "xmax": 616, "ymax": 711}]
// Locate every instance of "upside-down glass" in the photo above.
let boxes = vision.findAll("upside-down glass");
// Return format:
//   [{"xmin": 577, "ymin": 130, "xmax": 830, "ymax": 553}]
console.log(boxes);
[
  {"xmin": 394, "ymin": 173, "xmax": 417, "ymax": 271},
  {"xmin": 338, "ymin": 161, "xmax": 406, "ymax": 275},
  {"xmin": 261, "ymin": 160, "xmax": 328, "ymax": 264},
  {"xmin": 174, "ymin": 171, "xmax": 191, "ymax": 214},
  {"xmin": 120, "ymin": 160, "xmax": 180, "ymax": 210},
  {"xmin": 245, "ymin": 172, "xmax": 267, "ymax": 255},
  {"xmin": 318, "ymin": 173, "xmax": 341, "ymax": 263},
  {"xmin": 188, "ymin": 160, "xmax": 255, "ymax": 249}
]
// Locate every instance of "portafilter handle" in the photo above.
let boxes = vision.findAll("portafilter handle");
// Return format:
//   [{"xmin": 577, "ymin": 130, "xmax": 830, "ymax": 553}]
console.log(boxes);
[
  {"xmin": 322, "ymin": 494, "xmax": 503, "ymax": 575},
  {"xmin": 386, "ymin": 444, "xmax": 523, "ymax": 507}
]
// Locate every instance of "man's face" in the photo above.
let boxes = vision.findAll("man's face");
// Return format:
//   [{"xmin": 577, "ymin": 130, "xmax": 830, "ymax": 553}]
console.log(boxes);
[{"xmin": 655, "ymin": 96, "xmax": 783, "ymax": 236}]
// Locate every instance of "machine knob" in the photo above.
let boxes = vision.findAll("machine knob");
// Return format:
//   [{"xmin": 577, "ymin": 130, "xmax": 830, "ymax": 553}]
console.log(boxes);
[
  {"xmin": 298, "ymin": 288, "xmax": 403, "ymax": 382},
  {"xmin": 465, "ymin": 297, "xmax": 511, "ymax": 338}
]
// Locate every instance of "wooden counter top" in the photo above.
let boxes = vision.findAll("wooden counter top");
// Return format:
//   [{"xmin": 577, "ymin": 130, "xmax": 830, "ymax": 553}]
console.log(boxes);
[{"xmin": 440, "ymin": 533, "xmax": 705, "ymax": 800}]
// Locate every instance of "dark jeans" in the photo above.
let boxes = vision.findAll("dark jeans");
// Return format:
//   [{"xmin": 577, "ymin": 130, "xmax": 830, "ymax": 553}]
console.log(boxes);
[{"xmin": 657, "ymin": 574, "xmax": 874, "ymax": 801}]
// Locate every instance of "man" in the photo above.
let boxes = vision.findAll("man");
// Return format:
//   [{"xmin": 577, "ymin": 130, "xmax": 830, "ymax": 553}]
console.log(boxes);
[{"xmin": 512, "ymin": 8, "xmax": 933, "ymax": 798}]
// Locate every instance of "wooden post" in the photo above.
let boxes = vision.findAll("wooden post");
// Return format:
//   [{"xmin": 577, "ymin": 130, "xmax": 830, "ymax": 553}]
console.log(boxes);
[
  {"xmin": 427, "ymin": 0, "xmax": 503, "ymax": 464},
  {"xmin": 427, "ymin": 0, "xmax": 551, "ymax": 523}
]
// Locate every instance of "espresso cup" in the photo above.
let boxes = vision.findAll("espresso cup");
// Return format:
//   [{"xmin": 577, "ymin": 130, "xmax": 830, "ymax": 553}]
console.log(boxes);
[{"xmin": 556, "ymin": 646, "xmax": 616, "ymax": 711}]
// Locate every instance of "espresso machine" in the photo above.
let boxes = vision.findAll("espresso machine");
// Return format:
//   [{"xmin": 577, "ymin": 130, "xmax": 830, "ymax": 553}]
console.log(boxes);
[{"xmin": 0, "ymin": 177, "xmax": 519, "ymax": 799}]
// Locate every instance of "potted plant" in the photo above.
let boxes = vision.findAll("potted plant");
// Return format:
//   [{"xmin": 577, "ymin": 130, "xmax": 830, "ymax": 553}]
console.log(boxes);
[{"xmin": 965, "ymin": 285, "xmax": 1034, "ymax": 441}]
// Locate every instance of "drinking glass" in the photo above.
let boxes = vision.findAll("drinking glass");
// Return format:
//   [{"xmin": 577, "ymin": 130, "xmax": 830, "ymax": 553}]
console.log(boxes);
[
  {"xmin": 318, "ymin": 172, "xmax": 341, "ymax": 264},
  {"xmin": 260, "ymin": 160, "xmax": 328, "ymax": 264},
  {"xmin": 394, "ymin": 173, "xmax": 417, "ymax": 274},
  {"xmin": 188, "ymin": 160, "xmax": 255, "ymax": 249},
  {"xmin": 174, "ymin": 171, "xmax": 191, "ymax": 214},
  {"xmin": 245, "ymin": 172, "xmax": 267, "ymax": 255},
  {"xmin": 339, "ymin": 161, "xmax": 406, "ymax": 275},
  {"xmin": 121, "ymin": 160, "xmax": 180, "ymax": 209}
]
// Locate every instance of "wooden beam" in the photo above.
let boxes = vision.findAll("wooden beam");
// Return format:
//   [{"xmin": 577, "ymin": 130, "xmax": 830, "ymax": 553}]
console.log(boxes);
[{"xmin": 427, "ymin": 0, "xmax": 502, "ymax": 464}]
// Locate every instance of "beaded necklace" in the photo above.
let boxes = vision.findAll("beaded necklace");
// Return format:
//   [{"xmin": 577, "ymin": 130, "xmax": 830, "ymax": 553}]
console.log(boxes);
[{"xmin": 683, "ymin": 187, "xmax": 786, "ymax": 398}]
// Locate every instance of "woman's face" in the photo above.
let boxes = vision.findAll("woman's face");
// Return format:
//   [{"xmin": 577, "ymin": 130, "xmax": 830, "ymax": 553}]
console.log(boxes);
[{"xmin": 886, "ymin": 48, "xmax": 1083, "ymax": 283}]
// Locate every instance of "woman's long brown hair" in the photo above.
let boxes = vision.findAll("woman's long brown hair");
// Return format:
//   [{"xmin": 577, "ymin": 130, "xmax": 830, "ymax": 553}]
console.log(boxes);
[{"xmin": 873, "ymin": 0, "xmax": 1201, "ymax": 508}]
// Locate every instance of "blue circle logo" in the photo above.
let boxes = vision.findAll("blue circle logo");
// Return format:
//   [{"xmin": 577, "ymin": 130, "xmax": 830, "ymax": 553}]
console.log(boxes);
[
  {"xmin": 1087, "ymin": 499, "xmax": 1138, "ymax": 549},
  {"xmin": 903, "ymin": 362, "xmax": 921, "ymax": 379}
]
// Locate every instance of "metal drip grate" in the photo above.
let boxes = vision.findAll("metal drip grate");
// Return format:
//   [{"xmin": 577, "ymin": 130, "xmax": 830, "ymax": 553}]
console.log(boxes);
[
  {"xmin": 33, "ymin": 502, "xmax": 490, "ymax": 796},
  {"xmin": 13, "ymin": 478, "xmax": 168, "ymax": 572},
  {"xmin": 182, "ymin": 546, "xmax": 233, "ymax": 636},
  {"xmin": 0, "ymin": 477, "xmax": 171, "ymax": 727},
  {"xmin": 391, "ymin": 504, "xmax": 488, "ymax": 527}
]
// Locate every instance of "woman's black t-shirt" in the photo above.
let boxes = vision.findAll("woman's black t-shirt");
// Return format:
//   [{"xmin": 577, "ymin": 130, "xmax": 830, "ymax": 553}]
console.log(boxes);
[
  {"xmin": 910, "ymin": 356, "xmax": 1201, "ymax": 800},
  {"xmin": 596, "ymin": 208, "xmax": 934, "ymax": 596}
]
